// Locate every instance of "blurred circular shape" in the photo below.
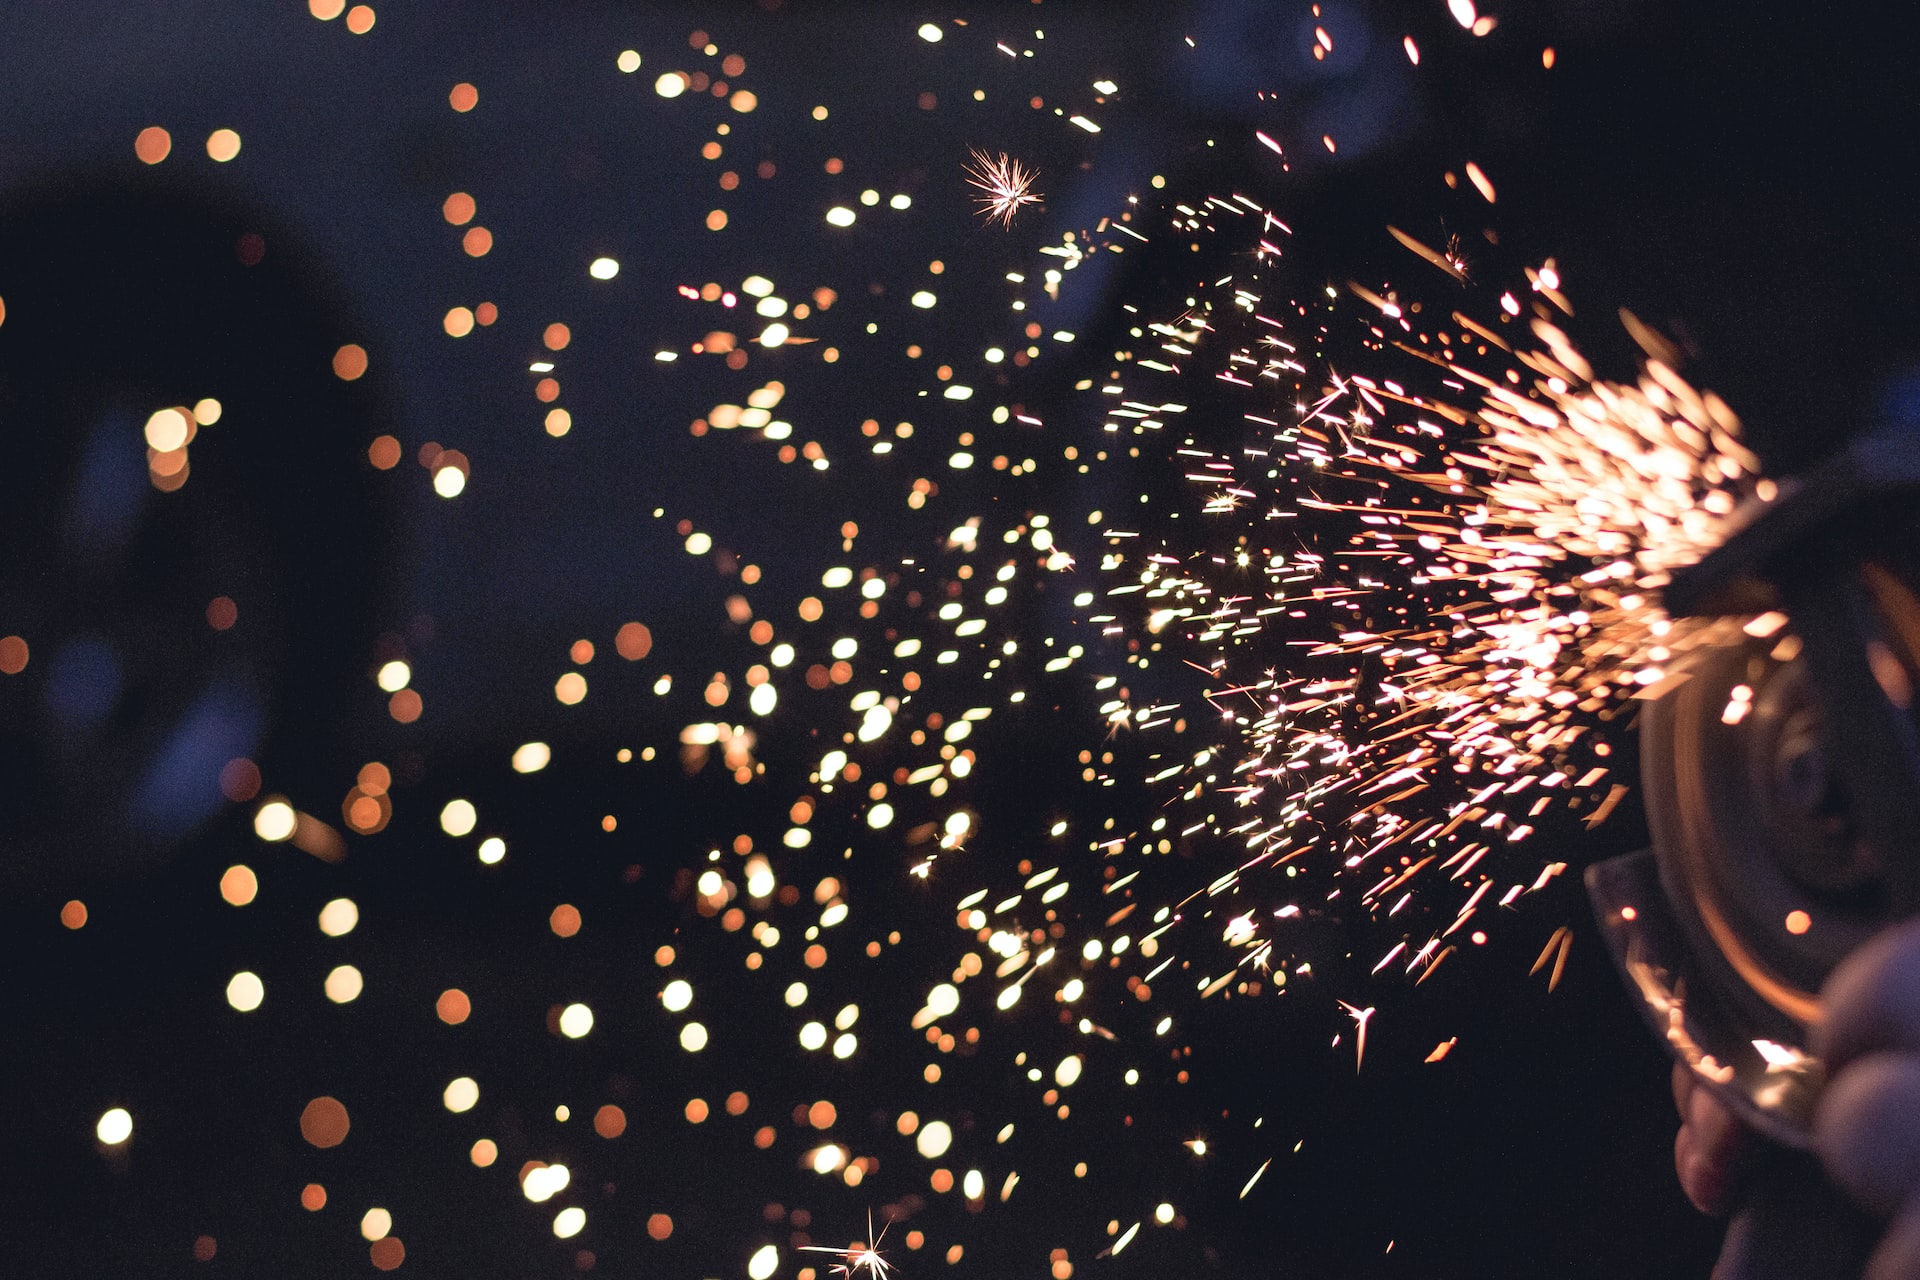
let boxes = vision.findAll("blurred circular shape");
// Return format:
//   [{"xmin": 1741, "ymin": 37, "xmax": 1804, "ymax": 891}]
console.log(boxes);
[
  {"xmin": 448, "ymin": 82, "xmax": 478, "ymax": 112},
  {"xmin": 225, "ymin": 971, "xmax": 264, "ymax": 1012},
  {"xmin": 253, "ymin": 800, "xmax": 296, "ymax": 842},
  {"xmin": 462, "ymin": 226, "xmax": 492, "ymax": 256},
  {"xmin": 615, "ymin": 622, "xmax": 652, "ymax": 660},
  {"xmin": 300, "ymin": 1183, "xmax": 326, "ymax": 1211},
  {"xmin": 308, "ymin": 0, "xmax": 345, "ymax": 17},
  {"xmin": 205, "ymin": 129, "xmax": 241, "ymax": 162},
  {"xmin": 96, "ymin": 1107, "xmax": 132, "ymax": 1144},
  {"xmin": 439, "ymin": 799, "xmax": 476, "ymax": 836},
  {"xmin": 646, "ymin": 1213, "xmax": 672, "ymax": 1240},
  {"xmin": 219, "ymin": 759, "xmax": 261, "ymax": 802},
  {"xmin": 369, "ymin": 1237, "xmax": 404, "ymax": 1270},
  {"xmin": 559, "ymin": 1003, "xmax": 593, "ymax": 1038},
  {"xmin": 219, "ymin": 864, "xmax": 257, "ymax": 905},
  {"xmin": 331, "ymin": 344, "xmax": 368, "ymax": 380},
  {"xmin": 543, "ymin": 323, "xmax": 571, "ymax": 350},
  {"xmin": 143, "ymin": 407, "xmax": 189, "ymax": 451},
  {"xmin": 60, "ymin": 899, "xmax": 87, "ymax": 929},
  {"xmin": 134, "ymin": 126, "xmax": 171, "ymax": 163},
  {"xmin": 360, "ymin": 1207, "xmax": 391, "ymax": 1241},
  {"xmin": 443, "ymin": 1077, "xmax": 479, "ymax": 1113},
  {"xmin": 345, "ymin": 5, "xmax": 374, "ymax": 34},
  {"xmin": 441, "ymin": 192, "xmax": 475, "ymax": 225},
  {"xmin": 594, "ymin": 1105, "xmax": 626, "ymax": 1138},
  {"xmin": 317, "ymin": 897, "xmax": 358, "ymax": 936},
  {"xmin": 324, "ymin": 965, "xmax": 363, "ymax": 1003},
  {"xmin": 299, "ymin": 1096, "xmax": 350, "ymax": 1148},
  {"xmin": 0, "ymin": 635, "xmax": 25, "ymax": 674},
  {"xmin": 437, "ymin": 988, "xmax": 471, "ymax": 1023}
]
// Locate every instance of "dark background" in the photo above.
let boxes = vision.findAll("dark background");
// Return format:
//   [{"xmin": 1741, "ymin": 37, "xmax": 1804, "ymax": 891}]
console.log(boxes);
[{"xmin": 3, "ymin": 1, "xmax": 1917, "ymax": 1276}]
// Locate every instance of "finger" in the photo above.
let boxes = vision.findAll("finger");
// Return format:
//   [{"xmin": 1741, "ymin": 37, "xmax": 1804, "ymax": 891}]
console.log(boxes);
[
  {"xmin": 1679, "ymin": 1081, "xmax": 1753, "ymax": 1217},
  {"xmin": 1868, "ymin": 1192, "xmax": 1920, "ymax": 1280},
  {"xmin": 1816, "ymin": 1051, "xmax": 1920, "ymax": 1216},
  {"xmin": 1817, "ymin": 917, "xmax": 1920, "ymax": 1070}
]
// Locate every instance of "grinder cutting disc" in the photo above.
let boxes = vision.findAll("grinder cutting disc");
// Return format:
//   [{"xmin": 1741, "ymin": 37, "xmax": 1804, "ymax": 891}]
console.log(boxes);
[{"xmin": 1640, "ymin": 631, "xmax": 1889, "ymax": 1043}]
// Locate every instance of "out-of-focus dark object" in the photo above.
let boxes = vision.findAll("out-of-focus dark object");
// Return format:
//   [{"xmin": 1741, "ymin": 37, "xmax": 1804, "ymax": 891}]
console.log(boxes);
[
  {"xmin": 1587, "ymin": 422, "xmax": 1920, "ymax": 1276},
  {"xmin": 0, "ymin": 178, "xmax": 391, "ymax": 888}
]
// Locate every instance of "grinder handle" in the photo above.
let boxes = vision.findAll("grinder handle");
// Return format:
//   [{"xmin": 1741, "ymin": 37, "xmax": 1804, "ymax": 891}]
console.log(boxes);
[{"xmin": 1713, "ymin": 1145, "xmax": 1878, "ymax": 1280}]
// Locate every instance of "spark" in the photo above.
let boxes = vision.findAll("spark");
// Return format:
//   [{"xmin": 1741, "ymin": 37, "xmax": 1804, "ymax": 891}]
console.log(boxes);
[
  {"xmin": 802, "ymin": 1212, "xmax": 896, "ymax": 1278},
  {"xmin": 964, "ymin": 148, "xmax": 1043, "ymax": 228}
]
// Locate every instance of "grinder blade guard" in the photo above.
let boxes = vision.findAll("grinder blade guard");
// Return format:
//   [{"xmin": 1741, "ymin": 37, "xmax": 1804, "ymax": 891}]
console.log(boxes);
[{"xmin": 1587, "ymin": 426, "xmax": 1920, "ymax": 1146}]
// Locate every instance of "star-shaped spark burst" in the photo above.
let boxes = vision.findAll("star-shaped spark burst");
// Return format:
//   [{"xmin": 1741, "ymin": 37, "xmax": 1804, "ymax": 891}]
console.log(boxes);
[
  {"xmin": 801, "ymin": 1212, "xmax": 896, "ymax": 1279},
  {"xmin": 965, "ymin": 148, "xmax": 1042, "ymax": 228}
]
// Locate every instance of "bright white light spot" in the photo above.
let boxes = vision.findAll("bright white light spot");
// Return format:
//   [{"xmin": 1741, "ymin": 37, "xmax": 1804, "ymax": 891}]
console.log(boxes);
[
  {"xmin": 830, "ymin": 637, "xmax": 858, "ymax": 659},
  {"xmin": 825, "ymin": 206, "xmax": 855, "ymax": 227},
  {"xmin": 916, "ymin": 1120, "xmax": 953, "ymax": 1159},
  {"xmin": 963, "ymin": 1169, "xmax": 985, "ymax": 1199},
  {"xmin": 1155, "ymin": 1202, "xmax": 1176, "ymax": 1225},
  {"xmin": 821, "ymin": 566, "xmax": 854, "ymax": 588},
  {"xmin": 685, "ymin": 531, "xmax": 712, "ymax": 555},
  {"xmin": 616, "ymin": 49, "xmax": 641, "ymax": 73},
  {"xmin": 553, "ymin": 1207, "xmax": 586, "ymax": 1239},
  {"xmin": 512, "ymin": 741, "xmax": 551, "ymax": 773},
  {"xmin": 254, "ymin": 800, "xmax": 297, "ymax": 842},
  {"xmin": 925, "ymin": 983, "xmax": 960, "ymax": 1018},
  {"xmin": 655, "ymin": 72, "xmax": 686, "ymax": 97},
  {"xmin": 918, "ymin": 22, "xmax": 943, "ymax": 41},
  {"xmin": 889, "ymin": 193, "xmax": 912, "ymax": 210},
  {"xmin": 750, "ymin": 683, "xmax": 777, "ymax": 716},
  {"xmin": 559, "ymin": 1003, "xmax": 594, "ymax": 1038},
  {"xmin": 589, "ymin": 257, "xmax": 620, "ymax": 280},
  {"xmin": 770, "ymin": 643, "xmax": 796, "ymax": 667},
  {"xmin": 996, "ymin": 984, "xmax": 1022, "ymax": 1011},
  {"xmin": 831, "ymin": 1032, "xmax": 857, "ymax": 1059},
  {"xmin": 1055, "ymin": 1055, "xmax": 1083, "ymax": 1087},
  {"xmin": 318, "ymin": 898, "xmax": 359, "ymax": 937},
  {"xmin": 226, "ymin": 971, "xmax": 264, "ymax": 1012},
  {"xmin": 361, "ymin": 1208, "xmax": 392, "ymax": 1241},
  {"xmin": 477, "ymin": 837, "xmax": 506, "ymax": 864},
  {"xmin": 759, "ymin": 323, "xmax": 789, "ymax": 348},
  {"xmin": 376, "ymin": 659, "xmax": 411, "ymax": 692},
  {"xmin": 867, "ymin": 803, "xmax": 894, "ymax": 829},
  {"xmin": 784, "ymin": 982, "xmax": 808, "ymax": 1007},
  {"xmin": 754, "ymin": 296, "xmax": 787, "ymax": 317},
  {"xmin": 661, "ymin": 980, "xmax": 693, "ymax": 1012},
  {"xmin": 799, "ymin": 1021, "xmax": 828, "ymax": 1050},
  {"xmin": 433, "ymin": 466, "xmax": 466, "ymax": 498},
  {"xmin": 145, "ymin": 407, "xmax": 190, "ymax": 452},
  {"xmin": 911, "ymin": 291, "xmax": 937, "ymax": 309},
  {"xmin": 443, "ymin": 1076, "xmax": 479, "ymax": 1113},
  {"xmin": 680, "ymin": 1022, "xmax": 709, "ymax": 1052},
  {"xmin": 522, "ymin": 1163, "xmax": 570, "ymax": 1202},
  {"xmin": 440, "ymin": 799, "xmax": 477, "ymax": 837},
  {"xmin": 96, "ymin": 1108, "xmax": 133, "ymax": 1145}
]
